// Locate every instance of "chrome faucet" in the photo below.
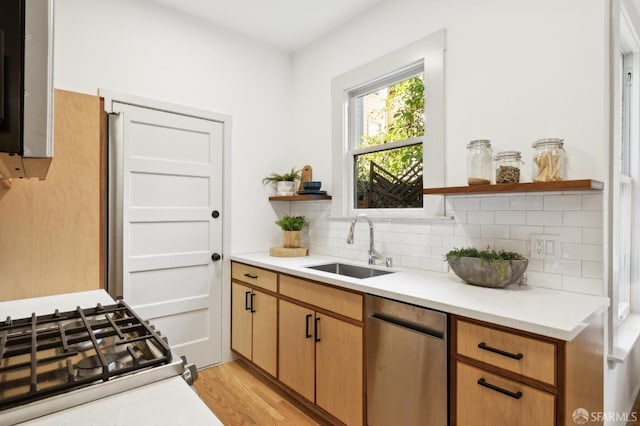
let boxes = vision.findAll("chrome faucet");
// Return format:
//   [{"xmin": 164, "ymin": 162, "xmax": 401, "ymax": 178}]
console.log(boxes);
[{"xmin": 346, "ymin": 214, "xmax": 381, "ymax": 265}]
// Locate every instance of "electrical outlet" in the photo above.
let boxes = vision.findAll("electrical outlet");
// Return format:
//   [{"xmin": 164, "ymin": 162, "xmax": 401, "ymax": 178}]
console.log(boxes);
[{"xmin": 530, "ymin": 234, "xmax": 561, "ymax": 260}]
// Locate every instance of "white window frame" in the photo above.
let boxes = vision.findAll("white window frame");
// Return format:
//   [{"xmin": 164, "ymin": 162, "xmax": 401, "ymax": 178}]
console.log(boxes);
[
  {"xmin": 331, "ymin": 29, "xmax": 446, "ymax": 219},
  {"xmin": 616, "ymin": 11, "xmax": 639, "ymax": 324}
]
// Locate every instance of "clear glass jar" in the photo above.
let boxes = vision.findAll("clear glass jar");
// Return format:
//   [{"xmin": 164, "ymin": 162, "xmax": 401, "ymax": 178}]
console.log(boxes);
[
  {"xmin": 494, "ymin": 151, "xmax": 523, "ymax": 184},
  {"xmin": 532, "ymin": 138, "xmax": 567, "ymax": 182},
  {"xmin": 467, "ymin": 139, "xmax": 493, "ymax": 185}
]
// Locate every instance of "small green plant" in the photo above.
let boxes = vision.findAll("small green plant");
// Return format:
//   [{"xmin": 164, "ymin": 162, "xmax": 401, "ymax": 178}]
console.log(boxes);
[
  {"xmin": 275, "ymin": 215, "xmax": 306, "ymax": 231},
  {"xmin": 262, "ymin": 167, "xmax": 301, "ymax": 186},
  {"xmin": 445, "ymin": 247, "xmax": 525, "ymax": 279}
]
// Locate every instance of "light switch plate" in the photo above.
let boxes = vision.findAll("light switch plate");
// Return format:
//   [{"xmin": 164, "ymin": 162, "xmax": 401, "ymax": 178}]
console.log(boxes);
[{"xmin": 530, "ymin": 234, "xmax": 561, "ymax": 260}]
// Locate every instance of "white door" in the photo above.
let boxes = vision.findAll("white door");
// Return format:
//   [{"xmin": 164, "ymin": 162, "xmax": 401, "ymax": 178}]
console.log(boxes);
[{"xmin": 110, "ymin": 102, "xmax": 223, "ymax": 369}]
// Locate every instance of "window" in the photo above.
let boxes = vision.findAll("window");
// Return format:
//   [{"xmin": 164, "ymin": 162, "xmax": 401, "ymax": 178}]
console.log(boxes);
[
  {"xmin": 331, "ymin": 30, "xmax": 446, "ymax": 218},
  {"xmin": 350, "ymin": 66, "xmax": 424, "ymax": 209}
]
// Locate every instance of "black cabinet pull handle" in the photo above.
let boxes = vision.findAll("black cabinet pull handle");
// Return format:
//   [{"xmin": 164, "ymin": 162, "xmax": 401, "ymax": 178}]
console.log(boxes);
[
  {"xmin": 244, "ymin": 273, "xmax": 258, "ymax": 279},
  {"xmin": 244, "ymin": 291, "xmax": 251, "ymax": 310},
  {"xmin": 314, "ymin": 317, "xmax": 321, "ymax": 342},
  {"xmin": 305, "ymin": 314, "xmax": 312, "ymax": 338},
  {"xmin": 250, "ymin": 293, "xmax": 256, "ymax": 313},
  {"xmin": 478, "ymin": 342, "xmax": 523, "ymax": 360},
  {"xmin": 477, "ymin": 378, "xmax": 523, "ymax": 400}
]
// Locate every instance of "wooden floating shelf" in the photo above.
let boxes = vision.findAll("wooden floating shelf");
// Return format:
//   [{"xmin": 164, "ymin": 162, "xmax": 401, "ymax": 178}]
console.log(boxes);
[
  {"xmin": 423, "ymin": 179, "xmax": 604, "ymax": 195},
  {"xmin": 269, "ymin": 194, "xmax": 332, "ymax": 201}
]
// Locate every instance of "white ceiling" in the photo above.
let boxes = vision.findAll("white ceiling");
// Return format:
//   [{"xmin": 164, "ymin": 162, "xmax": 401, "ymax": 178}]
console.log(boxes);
[{"xmin": 150, "ymin": 0, "xmax": 383, "ymax": 52}]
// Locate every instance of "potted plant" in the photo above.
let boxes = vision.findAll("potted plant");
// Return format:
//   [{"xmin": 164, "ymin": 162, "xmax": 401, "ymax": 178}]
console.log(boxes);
[
  {"xmin": 275, "ymin": 215, "xmax": 306, "ymax": 248},
  {"xmin": 445, "ymin": 247, "xmax": 528, "ymax": 288},
  {"xmin": 262, "ymin": 167, "xmax": 301, "ymax": 196}
]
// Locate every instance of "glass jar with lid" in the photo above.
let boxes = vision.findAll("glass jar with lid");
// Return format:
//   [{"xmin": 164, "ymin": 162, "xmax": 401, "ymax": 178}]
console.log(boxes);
[
  {"xmin": 532, "ymin": 138, "xmax": 567, "ymax": 182},
  {"xmin": 494, "ymin": 151, "xmax": 523, "ymax": 184},
  {"xmin": 466, "ymin": 139, "xmax": 493, "ymax": 185}
]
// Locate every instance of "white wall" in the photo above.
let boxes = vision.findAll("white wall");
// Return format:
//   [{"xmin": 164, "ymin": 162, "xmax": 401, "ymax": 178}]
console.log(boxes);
[
  {"xmin": 291, "ymin": 0, "xmax": 609, "ymax": 188},
  {"xmin": 54, "ymin": 0, "xmax": 293, "ymax": 253}
]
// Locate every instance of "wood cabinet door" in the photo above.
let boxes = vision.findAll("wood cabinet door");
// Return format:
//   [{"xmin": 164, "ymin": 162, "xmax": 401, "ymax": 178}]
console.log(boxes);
[
  {"xmin": 231, "ymin": 282, "xmax": 252, "ymax": 360},
  {"xmin": 278, "ymin": 299, "xmax": 315, "ymax": 401},
  {"xmin": 456, "ymin": 362, "xmax": 555, "ymax": 426},
  {"xmin": 252, "ymin": 290, "xmax": 277, "ymax": 377},
  {"xmin": 315, "ymin": 314, "xmax": 363, "ymax": 426}
]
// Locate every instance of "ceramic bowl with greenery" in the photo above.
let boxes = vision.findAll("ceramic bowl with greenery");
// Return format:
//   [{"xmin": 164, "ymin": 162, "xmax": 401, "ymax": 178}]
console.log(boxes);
[{"xmin": 445, "ymin": 247, "xmax": 528, "ymax": 288}]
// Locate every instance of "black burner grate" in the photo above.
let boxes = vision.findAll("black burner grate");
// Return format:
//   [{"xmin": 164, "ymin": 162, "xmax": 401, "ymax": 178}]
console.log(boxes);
[{"xmin": 0, "ymin": 300, "xmax": 172, "ymax": 410}]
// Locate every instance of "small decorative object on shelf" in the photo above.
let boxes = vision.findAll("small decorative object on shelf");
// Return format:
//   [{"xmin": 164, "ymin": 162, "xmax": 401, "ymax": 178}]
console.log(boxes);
[
  {"xmin": 262, "ymin": 167, "xmax": 301, "ymax": 196},
  {"xmin": 494, "ymin": 151, "xmax": 523, "ymax": 184},
  {"xmin": 467, "ymin": 139, "xmax": 493, "ymax": 185},
  {"xmin": 445, "ymin": 247, "xmax": 528, "ymax": 288},
  {"xmin": 532, "ymin": 138, "xmax": 567, "ymax": 182}
]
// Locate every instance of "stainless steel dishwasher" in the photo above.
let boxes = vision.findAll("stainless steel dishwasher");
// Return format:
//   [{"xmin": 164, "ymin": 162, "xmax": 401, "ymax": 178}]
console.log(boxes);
[{"xmin": 366, "ymin": 295, "xmax": 448, "ymax": 426}]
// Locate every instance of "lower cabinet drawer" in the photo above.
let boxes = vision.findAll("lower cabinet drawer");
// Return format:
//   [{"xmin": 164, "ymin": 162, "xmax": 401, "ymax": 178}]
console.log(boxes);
[
  {"xmin": 457, "ymin": 320, "xmax": 556, "ymax": 385},
  {"xmin": 456, "ymin": 362, "xmax": 555, "ymax": 426}
]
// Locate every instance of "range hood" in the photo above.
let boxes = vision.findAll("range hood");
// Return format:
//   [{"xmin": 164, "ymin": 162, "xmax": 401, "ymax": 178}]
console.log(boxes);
[{"xmin": 0, "ymin": 0, "xmax": 54, "ymax": 180}]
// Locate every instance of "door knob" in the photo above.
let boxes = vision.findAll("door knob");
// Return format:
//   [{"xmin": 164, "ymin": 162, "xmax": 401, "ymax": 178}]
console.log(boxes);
[
  {"xmin": 211, "ymin": 210, "xmax": 220, "ymax": 218},
  {"xmin": 211, "ymin": 253, "xmax": 222, "ymax": 261}
]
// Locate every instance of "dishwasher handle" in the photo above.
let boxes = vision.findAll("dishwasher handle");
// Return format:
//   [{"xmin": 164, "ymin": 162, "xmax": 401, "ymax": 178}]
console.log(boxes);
[{"xmin": 370, "ymin": 312, "xmax": 444, "ymax": 339}]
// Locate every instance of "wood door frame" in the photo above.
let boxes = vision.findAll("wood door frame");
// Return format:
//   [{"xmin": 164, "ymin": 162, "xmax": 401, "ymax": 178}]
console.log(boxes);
[{"xmin": 99, "ymin": 89, "xmax": 233, "ymax": 362}]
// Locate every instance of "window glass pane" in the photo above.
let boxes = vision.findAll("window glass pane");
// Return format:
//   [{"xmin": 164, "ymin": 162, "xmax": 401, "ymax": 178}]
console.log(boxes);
[
  {"xmin": 354, "ymin": 144, "xmax": 423, "ymax": 209},
  {"xmin": 353, "ymin": 75, "xmax": 424, "ymax": 149}
]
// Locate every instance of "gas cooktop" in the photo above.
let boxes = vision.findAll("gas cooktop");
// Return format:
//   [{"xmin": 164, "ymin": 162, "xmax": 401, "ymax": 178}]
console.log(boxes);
[{"xmin": 0, "ymin": 300, "xmax": 177, "ymax": 416}]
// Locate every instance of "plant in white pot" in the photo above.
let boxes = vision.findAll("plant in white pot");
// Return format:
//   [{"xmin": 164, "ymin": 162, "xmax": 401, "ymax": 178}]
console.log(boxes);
[
  {"xmin": 262, "ymin": 167, "xmax": 301, "ymax": 196},
  {"xmin": 275, "ymin": 215, "xmax": 306, "ymax": 248}
]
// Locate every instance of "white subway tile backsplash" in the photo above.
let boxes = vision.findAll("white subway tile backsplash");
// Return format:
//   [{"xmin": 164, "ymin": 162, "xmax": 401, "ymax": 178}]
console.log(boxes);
[
  {"xmin": 562, "ymin": 211, "xmax": 603, "ymax": 228},
  {"xmin": 454, "ymin": 224, "xmax": 481, "ymax": 238},
  {"xmin": 453, "ymin": 197, "xmax": 481, "ymax": 211},
  {"xmin": 526, "ymin": 258, "xmax": 544, "ymax": 272},
  {"xmin": 481, "ymin": 197, "xmax": 510, "ymax": 210},
  {"xmin": 510, "ymin": 225, "xmax": 544, "ymax": 240},
  {"xmin": 481, "ymin": 225, "xmax": 510, "ymax": 239},
  {"xmin": 543, "ymin": 194, "xmax": 582, "ymax": 211},
  {"xmin": 467, "ymin": 211, "xmax": 495, "ymax": 224},
  {"xmin": 510, "ymin": 195, "xmax": 543, "ymax": 210},
  {"xmin": 305, "ymin": 188, "xmax": 603, "ymax": 298},
  {"xmin": 526, "ymin": 211, "xmax": 563, "ymax": 226},
  {"xmin": 582, "ymin": 228, "xmax": 604, "ymax": 245},
  {"xmin": 562, "ymin": 276, "xmax": 604, "ymax": 296},
  {"xmin": 431, "ymin": 223, "xmax": 456, "ymax": 235},
  {"xmin": 544, "ymin": 259, "xmax": 581, "ymax": 276},
  {"xmin": 544, "ymin": 226, "xmax": 582, "ymax": 244},
  {"xmin": 495, "ymin": 211, "xmax": 527, "ymax": 225},
  {"xmin": 582, "ymin": 193, "xmax": 604, "ymax": 210},
  {"xmin": 582, "ymin": 261, "xmax": 604, "ymax": 279},
  {"xmin": 563, "ymin": 243, "xmax": 603, "ymax": 262},
  {"xmin": 525, "ymin": 271, "xmax": 562, "ymax": 290}
]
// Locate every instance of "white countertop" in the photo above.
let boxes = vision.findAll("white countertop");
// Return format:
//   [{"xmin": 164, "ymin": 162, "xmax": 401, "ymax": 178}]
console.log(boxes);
[
  {"xmin": 231, "ymin": 252, "xmax": 609, "ymax": 341},
  {"xmin": 1, "ymin": 290, "xmax": 222, "ymax": 426}
]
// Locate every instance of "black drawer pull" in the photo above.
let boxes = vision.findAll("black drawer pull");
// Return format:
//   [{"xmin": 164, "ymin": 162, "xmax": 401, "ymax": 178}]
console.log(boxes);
[
  {"xmin": 305, "ymin": 314, "xmax": 312, "ymax": 338},
  {"xmin": 250, "ymin": 293, "xmax": 256, "ymax": 313},
  {"xmin": 244, "ymin": 291, "xmax": 251, "ymax": 310},
  {"xmin": 478, "ymin": 342, "xmax": 523, "ymax": 360},
  {"xmin": 477, "ymin": 378, "xmax": 523, "ymax": 400},
  {"xmin": 314, "ymin": 317, "xmax": 321, "ymax": 342},
  {"xmin": 244, "ymin": 273, "xmax": 258, "ymax": 279}
]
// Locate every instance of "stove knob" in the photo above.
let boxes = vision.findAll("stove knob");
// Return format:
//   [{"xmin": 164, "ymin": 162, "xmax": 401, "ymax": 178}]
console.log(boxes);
[{"xmin": 181, "ymin": 355, "xmax": 199, "ymax": 386}]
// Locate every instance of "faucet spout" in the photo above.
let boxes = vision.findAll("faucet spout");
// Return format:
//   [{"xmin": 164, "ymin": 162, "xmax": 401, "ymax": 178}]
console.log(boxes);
[{"xmin": 346, "ymin": 214, "xmax": 380, "ymax": 264}]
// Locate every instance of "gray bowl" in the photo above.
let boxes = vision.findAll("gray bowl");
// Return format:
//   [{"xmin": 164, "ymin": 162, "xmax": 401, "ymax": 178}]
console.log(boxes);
[{"xmin": 446, "ymin": 256, "xmax": 528, "ymax": 288}]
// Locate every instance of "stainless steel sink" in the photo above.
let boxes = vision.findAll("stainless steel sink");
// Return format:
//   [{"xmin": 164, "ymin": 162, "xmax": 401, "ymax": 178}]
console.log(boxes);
[{"xmin": 306, "ymin": 262, "xmax": 394, "ymax": 279}]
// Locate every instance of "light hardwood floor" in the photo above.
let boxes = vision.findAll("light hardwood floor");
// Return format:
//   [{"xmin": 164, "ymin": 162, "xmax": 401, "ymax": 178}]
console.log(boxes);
[{"xmin": 194, "ymin": 361, "xmax": 331, "ymax": 425}]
